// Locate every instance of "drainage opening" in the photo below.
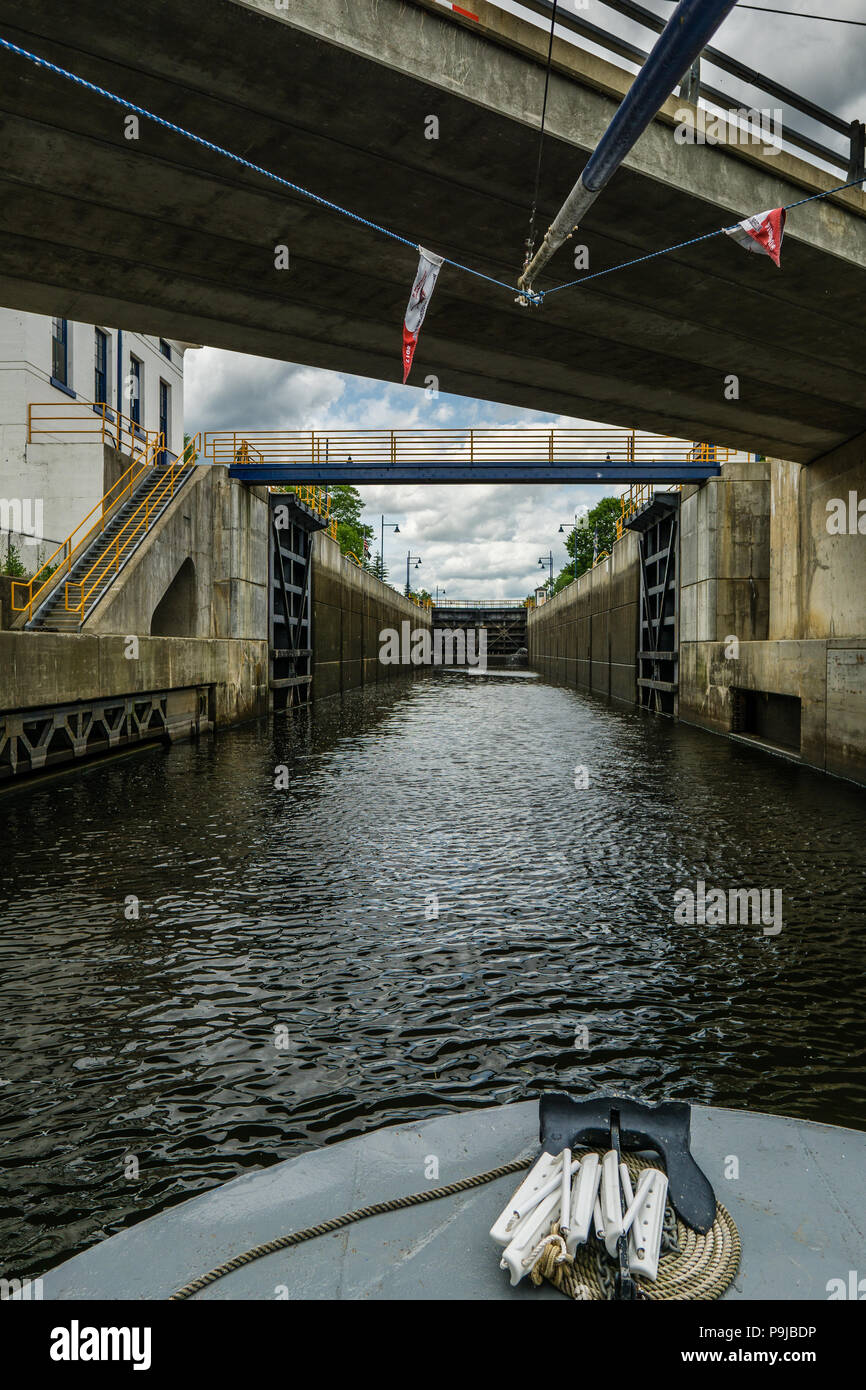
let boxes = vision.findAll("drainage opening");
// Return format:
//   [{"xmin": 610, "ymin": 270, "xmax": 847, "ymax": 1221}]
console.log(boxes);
[{"xmin": 731, "ymin": 689, "xmax": 801, "ymax": 753}]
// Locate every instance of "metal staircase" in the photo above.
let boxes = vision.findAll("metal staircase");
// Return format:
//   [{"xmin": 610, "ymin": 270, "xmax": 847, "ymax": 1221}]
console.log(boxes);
[{"xmin": 12, "ymin": 435, "xmax": 199, "ymax": 633}]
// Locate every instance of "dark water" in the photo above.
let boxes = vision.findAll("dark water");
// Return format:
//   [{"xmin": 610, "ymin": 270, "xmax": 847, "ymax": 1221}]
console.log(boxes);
[{"xmin": 1, "ymin": 671, "xmax": 865, "ymax": 1281}]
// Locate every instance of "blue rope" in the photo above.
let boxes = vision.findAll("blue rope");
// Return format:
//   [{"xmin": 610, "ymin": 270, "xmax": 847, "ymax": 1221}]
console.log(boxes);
[
  {"xmin": 0, "ymin": 34, "xmax": 529, "ymax": 301},
  {"xmin": 540, "ymin": 173, "xmax": 866, "ymax": 298}
]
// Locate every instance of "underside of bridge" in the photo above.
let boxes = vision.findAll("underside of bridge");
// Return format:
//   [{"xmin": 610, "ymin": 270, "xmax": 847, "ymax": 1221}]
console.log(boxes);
[{"xmin": 0, "ymin": 0, "xmax": 865, "ymax": 462}]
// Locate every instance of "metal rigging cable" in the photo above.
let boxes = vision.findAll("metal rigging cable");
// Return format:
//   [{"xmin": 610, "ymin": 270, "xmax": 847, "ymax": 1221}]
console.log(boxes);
[{"xmin": 525, "ymin": 0, "xmax": 560, "ymax": 275}]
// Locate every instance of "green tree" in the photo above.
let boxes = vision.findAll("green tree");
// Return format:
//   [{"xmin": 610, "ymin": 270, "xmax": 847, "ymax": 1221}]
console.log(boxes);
[
  {"xmin": 561, "ymin": 496, "xmax": 622, "ymax": 583},
  {"xmin": 370, "ymin": 551, "xmax": 388, "ymax": 582},
  {"xmin": 327, "ymin": 485, "xmax": 373, "ymax": 563},
  {"xmin": 1, "ymin": 540, "xmax": 28, "ymax": 578}
]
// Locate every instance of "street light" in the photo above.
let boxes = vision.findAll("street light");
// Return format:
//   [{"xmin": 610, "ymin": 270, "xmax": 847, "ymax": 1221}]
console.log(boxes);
[
  {"xmin": 406, "ymin": 552, "xmax": 422, "ymax": 597},
  {"xmin": 538, "ymin": 551, "xmax": 554, "ymax": 590},
  {"xmin": 435, "ymin": 585, "xmax": 446, "ymax": 604},
  {"xmin": 558, "ymin": 511, "xmax": 588, "ymax": 584},
  {"xmin": 379, "ymin": 515, "xmax": 400, "ymax": 582}
]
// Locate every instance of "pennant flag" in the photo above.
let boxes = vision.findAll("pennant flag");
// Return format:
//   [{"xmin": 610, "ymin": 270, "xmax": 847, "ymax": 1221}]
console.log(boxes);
[
  {"xmin": 402, "ymin": 247, "xmax": 444, "ymax": 383},
  {"xmin": 724, "ymin": 207, "xmax": 787, "ymax": 268}
]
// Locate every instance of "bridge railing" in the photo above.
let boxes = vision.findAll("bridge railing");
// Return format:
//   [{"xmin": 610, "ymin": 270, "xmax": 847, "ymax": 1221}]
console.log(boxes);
[
  {"xmin": 205, "ymin": 429, "xmax": 734, "ymax": 469},
  {"xmin": 433, "ymin": 599, "xmax": 528, "ymax": 608},
  {"xmin": 466, "ymin": 0, "xmax": 861, "ymax": 180}
]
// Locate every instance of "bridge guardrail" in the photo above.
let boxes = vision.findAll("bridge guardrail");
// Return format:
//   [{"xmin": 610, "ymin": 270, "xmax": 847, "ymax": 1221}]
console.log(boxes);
[
  {"xmin": 461, "ymin": 0, "xmax": 862, "ymax": 181},
  {"xmin": 205, "ymin": 428, "xmax": 733, "ymax": 470}
]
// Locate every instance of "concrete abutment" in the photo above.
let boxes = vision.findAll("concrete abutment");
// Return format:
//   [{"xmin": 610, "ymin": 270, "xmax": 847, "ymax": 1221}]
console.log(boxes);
[{"xmin": 529, "ymin": 451, "xmax": 866, "ymax": 786}]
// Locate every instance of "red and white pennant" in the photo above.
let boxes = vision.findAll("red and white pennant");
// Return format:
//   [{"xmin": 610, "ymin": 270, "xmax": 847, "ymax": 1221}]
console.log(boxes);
[
  {"xmin": 433, "ymin": 2, "xmax": 480, "ymax": 20},
  {"xmin": 724, "ymin": 207, "xmax": 787, "ymax": 268}
]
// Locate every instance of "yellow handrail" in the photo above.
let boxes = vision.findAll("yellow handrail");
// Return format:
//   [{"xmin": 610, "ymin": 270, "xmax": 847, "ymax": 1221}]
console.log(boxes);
[
  {"xmin": 64, "ymin": 435, "xmax": 200, "ymax": 618},
  {"xmin": 616, "ymin": 477, "xmax": 689, "ymax": 539},
  {"xmin": 28, "ymin": 399, "xmax": 161, "ymax": 461},
  {"xmin": 10, "ymin": 441, "xmax": 164, "ymax": 622},
  {"xmin": 204, "ymin": 429, "xmax": 734, "ymax": 470}
]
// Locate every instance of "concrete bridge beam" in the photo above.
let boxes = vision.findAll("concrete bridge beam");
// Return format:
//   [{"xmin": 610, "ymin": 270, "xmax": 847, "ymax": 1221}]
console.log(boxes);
[{"xmin": 0, "ymin": 0, "xmax": 864, "ymax": 457}]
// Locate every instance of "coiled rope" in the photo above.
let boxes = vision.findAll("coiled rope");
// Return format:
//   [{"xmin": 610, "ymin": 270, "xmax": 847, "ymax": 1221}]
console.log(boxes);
[
  {"xmin": 530, "ymin": 1150, "xmax": 740, "ymax": 1301},
  {"xmin": 168, "ymin": 1155, "xmax": 533, "ymax": 1300}
]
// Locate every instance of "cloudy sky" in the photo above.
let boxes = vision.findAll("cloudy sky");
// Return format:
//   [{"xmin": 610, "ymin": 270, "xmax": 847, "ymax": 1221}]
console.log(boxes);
[{"xmin": 185, "ymin": 0, "xmax": 866, "ymax": 599}]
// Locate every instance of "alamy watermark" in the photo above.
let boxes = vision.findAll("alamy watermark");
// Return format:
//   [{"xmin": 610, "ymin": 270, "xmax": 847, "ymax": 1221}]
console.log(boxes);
[
  {"xmin": 0, "ymin": 497, "xmax": 44, "ymax": 545},
  {"xmin": 826, "ymin": 492, "xmax": 866, "ymax": 535},
  {"xmin": 674, "ymin": 106, "xmax": 783, "ymax": 157},
  {"xmin": 379, "ymin": 622, "xmax": 487, "ymax": 671},
  {"xmin": 674, "ymin": 879, "xmax": 782, "ymax": 936}
]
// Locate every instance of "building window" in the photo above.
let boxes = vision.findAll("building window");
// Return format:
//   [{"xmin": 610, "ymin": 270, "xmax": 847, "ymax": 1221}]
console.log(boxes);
[
  {"xmin": 159, "ymin": 380, "xmax": 170, "ymax": 456},
  {"xmin": 129, "ymin": 355, "xmax": 142, "ymax": 424},
  {"xmin": 51, "ymin": 318, "xmax": 69, "ymax": 385},
  {"xmin": 159, "ymin": 338, "xmax": 171, "ymax": 361},
  {"xmin": 94, "ymin": 329, "xmax": 108, "ymax": 404}
]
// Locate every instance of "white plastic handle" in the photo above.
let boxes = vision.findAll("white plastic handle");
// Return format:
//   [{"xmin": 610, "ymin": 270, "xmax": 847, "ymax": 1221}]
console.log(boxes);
[
  {"xmin": 489, "ymin": 1150, "xmax": 566, "ymax": 1246},
  {"xmin": 566, "ymin": 1152, "xmax": 601, "ymax": 1256}
]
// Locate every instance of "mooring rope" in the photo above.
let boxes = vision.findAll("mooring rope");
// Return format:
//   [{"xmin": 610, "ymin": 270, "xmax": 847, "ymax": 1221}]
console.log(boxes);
[
  {"xmin": 168, "ymin": 1155, "xmax": 533, "ymax": 1300},
  {"xmin": 0, "ymin": 34, "xmax": 526, "ymax": 302},
  {"xmin": 170, "ymin": 1147, "xmax": 740, "ymax": 1301}
]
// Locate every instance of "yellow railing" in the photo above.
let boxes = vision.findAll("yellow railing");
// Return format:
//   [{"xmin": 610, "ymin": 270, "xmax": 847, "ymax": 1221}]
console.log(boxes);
[
  {"xmin": 63, "ymin": 435, "xmax": 200, "ymax": 619},
  {"xmin": 616, "ymin": 481, "xmax": 685, "ymax": 540},
  {"xmin": 267, "ymin": 473, "xmax": 335, "ymax": 536},
  {"xmin": 204, "ymin": 429, "xmax": 735, "ymax": 470},
  {"xmin": 11, "ymin": 435, "xmax": 165, "ymax": 622},
  {"xmin": 434, "ymin": 598, "xmax": 527, "ymax": 608},
  {"xmin": 28, "ymin": 400, "xmax": 161, "ymax": 461}
]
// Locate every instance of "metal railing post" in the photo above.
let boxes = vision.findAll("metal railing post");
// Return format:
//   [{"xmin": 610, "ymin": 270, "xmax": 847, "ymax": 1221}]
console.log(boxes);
[{"xmin": 848, "ymin": 120, "xmax": 866, "ymax": 183}]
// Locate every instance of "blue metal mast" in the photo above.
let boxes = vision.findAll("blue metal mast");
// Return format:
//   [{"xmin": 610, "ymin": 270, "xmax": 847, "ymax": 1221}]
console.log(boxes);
[{"xmin": 519, "ymin": 0, "xmax": 740, "ymax": 294}]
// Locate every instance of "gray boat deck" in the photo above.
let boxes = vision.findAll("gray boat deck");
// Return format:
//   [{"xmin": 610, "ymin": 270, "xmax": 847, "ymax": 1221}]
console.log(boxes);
[{"xmin": 40, "ymin": 1102, "xmax": 865, "ymax": 1300}]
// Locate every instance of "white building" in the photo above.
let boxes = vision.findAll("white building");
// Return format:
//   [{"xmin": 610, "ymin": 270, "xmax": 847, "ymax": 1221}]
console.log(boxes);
[{"xmin": 0, "ymin": 308, "xmax": 195, "ymax": 564}]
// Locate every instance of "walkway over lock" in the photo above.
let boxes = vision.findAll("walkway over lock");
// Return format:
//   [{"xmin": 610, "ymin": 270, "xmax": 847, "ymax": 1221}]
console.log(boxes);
[{"xmin": 213, "ymin": 429, "xmax": 728, "ymax": 485}]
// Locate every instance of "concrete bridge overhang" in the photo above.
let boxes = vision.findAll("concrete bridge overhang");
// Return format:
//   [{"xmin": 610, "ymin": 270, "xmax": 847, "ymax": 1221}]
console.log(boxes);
[{"xmin": 1, "ymin": 0, "xmax": 865, "ymax": 463}]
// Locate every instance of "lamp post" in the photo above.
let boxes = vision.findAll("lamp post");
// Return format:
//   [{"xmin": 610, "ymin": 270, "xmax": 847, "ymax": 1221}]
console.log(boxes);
[
  {"xmin": 538, "ymin": 551, "xmax": 554, "ymax": 591},
  {"xmin": 379, "ymin": 516, "xmax": 400, "ymax": 582},
  {"xmin": 435, "ymin": 586, "xmax": 446, "ymax": 605},
  {"xmin": 406, "ymin": 552, "xmax": 422, "ymax": 597},
  {"xmin": 558, "ymin": 510, "xmax": 588, "ymax": 584}
]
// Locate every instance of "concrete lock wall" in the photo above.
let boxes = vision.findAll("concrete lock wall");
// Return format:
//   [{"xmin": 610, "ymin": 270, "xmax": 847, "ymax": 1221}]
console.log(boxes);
[
  {"xmin": 678, "ymin": 447, "xmax": 866, "ymax": 785},
  {"xmin": 527, "ymin": 528, "xmax": 641, "ymax": 705},
  {"xmin": 311, "ymin": 530, "xmax": 433, "ymax": 700},
  {"xmin": 527, "ymin": 452, "xmax": 866, "ymax": 786},
  {"xmin": 0, "ymin": 630, "xmax": 268, "ymax": 729},
  {"xmin": 85, "ymin": 464, "xmax": 269, "ymax": 642},
  {"xmin": 0, "ymin": 465, "xmax": 272, "ymax": 743}
]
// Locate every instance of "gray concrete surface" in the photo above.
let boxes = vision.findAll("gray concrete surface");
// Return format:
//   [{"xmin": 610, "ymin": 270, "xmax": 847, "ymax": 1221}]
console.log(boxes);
[
  {"xmin": 0, "ymin": 0, "xmax": 864, "ymax": 459},
  {"xmin": 527, "ymin": 529, "xmax": 640, "ymax": 705},
  {"xmin": 0, "ymin": 629, "xmax": 269, "ymax": 728},
  {"xmin": 311, "ymin": 530, "xmax": 432, "ymax": 701},
  {"xmin": 36, "ymin": 1100, "xmax": 866, "ymax": 1300}
]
